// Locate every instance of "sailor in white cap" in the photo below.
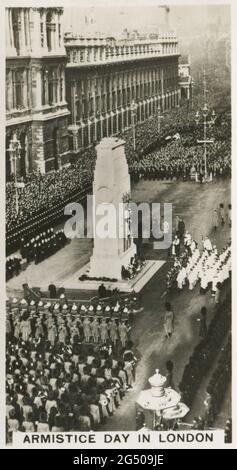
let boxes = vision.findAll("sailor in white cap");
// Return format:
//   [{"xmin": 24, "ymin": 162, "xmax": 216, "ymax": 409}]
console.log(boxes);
[
  {"xmin": 53, "ymin": 302, "xmax": 60, "ymax": 312},
  {"xmin": 203, "ymin": 236, "xmax": 212, "ymax": 254},
  {"xmin": 177, "ymin": 265, "xmax": 187, "ymax": 289},
  {"xmin": 96, "ymin": 304, "xmax": 103, "ymax": 315},
  {"xmin": 71, "ymin": 303, "xmax": 78, "ymax": 314},
  {"xmin": 29, "ymin": 300, "xmax": 36, "ymax": 314},
  {"xmin": 44, "ymin": 301, "xmax": 50, "ymax": 310},
  {"xmin": 200, "ymin": 269, "xmax": 209, "ymax": 294},
  {"xmin": 104, "ymin": 305, "xmax": 111, "ymax": 317},
  {"xmin": 80, "ymin": 304, "xmax": 88, "ymax": 314},
  {"xmin": 113, "ymin": 301, "xmax": 120, "ymax": 315},
  {"xmin": 123, "ymin": 306, "xmax": 129, "ymax": 315},
  {"xmin": 62, "ymin": 303, "xmax": 69, "ymax": 313},
  {"xmin": 37, "ymin": 300, "xmax": 44, "ymax": 314}
]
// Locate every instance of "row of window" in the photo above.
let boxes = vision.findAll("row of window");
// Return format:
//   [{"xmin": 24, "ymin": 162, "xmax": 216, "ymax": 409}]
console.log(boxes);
[
  {"xmin": 6, "ymin": 67, "xmax": 65, "ymax": 111},
  {"xmin": 72, "ymin": 85, "xmax": 178, "ymax": 120},
  {"xmin": 72, "ymin": 67, "xmax": 177, "ymax": 95},
  {"xmin": 41, "ymin": 68, "xmax": 64, "ymax": 105},
  {"xmin": 70, "ymin": 93, "xmax": 178, "ymax": 149},
  {"xmin": 71, "ymin": 75, "xmax": 176, "ymax": 113}
]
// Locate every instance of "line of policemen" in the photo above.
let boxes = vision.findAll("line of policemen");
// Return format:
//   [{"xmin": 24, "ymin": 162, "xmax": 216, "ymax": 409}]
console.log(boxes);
[
  {"xmin": 6, "ymin": 257, "xmax": 21, "ymax": 281},
  {"xmin": 179, "ymin": 296, "xmax": 231, "ymax": 409},
  {"xmin": 203, "ymin": 334, "xmax": 231, "ymax": 428},
  {"xmin": 20, "ymin": 228, "xmax": 68, "ymax": 264},
  {"xmin": 6, "ymin": 294, "xmax": 138, "ymax": 323}
]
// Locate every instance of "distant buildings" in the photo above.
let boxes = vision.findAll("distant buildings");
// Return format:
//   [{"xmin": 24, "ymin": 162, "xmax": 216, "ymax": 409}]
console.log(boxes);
[
  {"xmin": 5, "ymin": 7, "xmax": 197, "ymax": 174},
  {"xmin": 65, "ymin": 32, "xmax": 180, "ymax": 151}
]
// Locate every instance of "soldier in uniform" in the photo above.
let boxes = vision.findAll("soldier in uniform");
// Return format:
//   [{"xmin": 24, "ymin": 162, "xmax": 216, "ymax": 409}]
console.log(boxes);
[
  {"xmin": 109, "ymin": 319, "xmax": 118, "ymax": 347},
  {"xmin": 100, "ymin": 319, "xmax": 109, "ymax": 344},
  {"xmin": 90, "ymin": 317, "xmax": 99, "ymax": 343},
  {"xmin": 118, "ymin": 321, "xmax": 130, "ymax": 348},
  {"xmin": 83, "ymin": 317, "xmax": 91, "ymax": 343}
]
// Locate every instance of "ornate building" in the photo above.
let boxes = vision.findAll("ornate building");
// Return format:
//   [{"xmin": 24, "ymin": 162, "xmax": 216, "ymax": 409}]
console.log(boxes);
[
  {"xmin": 6, "ymin": 7, "xmax": 70, "ymax": 178},
  {"xmin": 65, "ymin": 33, "xmax": 180, "ymax": 151}
]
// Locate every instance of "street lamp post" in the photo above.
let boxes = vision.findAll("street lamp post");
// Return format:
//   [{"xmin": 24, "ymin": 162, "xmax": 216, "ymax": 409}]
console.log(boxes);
[
  {"xmin": 195, "ymin": 105, "xmax": 216, "ymax": 181},
  {"xmin": 131, "ymin": 100, "xmax": 138, "ymax": 151},
  {"xmin": 7, "ymin": 133, "xmax": 22, "ymax": 215},
  {"xmin": 69, "ymin": 81, "xmax": 79, "ymax": 152},
  {"xmin": 157, "ymin": 104, "xmax": 164, "ymax": 133},
  {"xmin": 195, "ymin": 72, "xmax": 216, "ymax": 182}
]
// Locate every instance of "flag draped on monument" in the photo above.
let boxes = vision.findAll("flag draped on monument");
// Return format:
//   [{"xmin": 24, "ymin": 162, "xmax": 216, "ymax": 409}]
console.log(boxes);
[{"xmin": 89, "ymin": 137, "xmax": 137, "ymax": 280}]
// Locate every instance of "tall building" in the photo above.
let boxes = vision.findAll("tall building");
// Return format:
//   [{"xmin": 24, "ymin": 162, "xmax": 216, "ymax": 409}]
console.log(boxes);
[
  {"xmin": 6, "ymin": 7, "xmax": 70, "ymax": 178},
  {"xmin": 65, "ymin": 32, "xmax": 180, "ymax": 151}
]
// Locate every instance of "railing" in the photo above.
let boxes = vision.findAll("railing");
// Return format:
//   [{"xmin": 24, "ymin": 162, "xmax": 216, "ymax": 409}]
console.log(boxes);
[{"xmin": 67, "ymin": 45, "xmax": 179, "ymax": 68}]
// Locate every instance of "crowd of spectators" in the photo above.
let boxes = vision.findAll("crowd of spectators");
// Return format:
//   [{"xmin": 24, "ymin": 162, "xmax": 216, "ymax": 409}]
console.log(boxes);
[{"xmin": 6, "ymin": 87, "xmax": 231, "ymax": 250}]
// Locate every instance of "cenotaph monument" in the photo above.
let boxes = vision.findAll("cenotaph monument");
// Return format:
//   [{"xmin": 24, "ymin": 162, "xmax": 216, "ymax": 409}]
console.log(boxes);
[{"xmin": 89, "ymin": 137, "xmax": 137, "ymax": 280}]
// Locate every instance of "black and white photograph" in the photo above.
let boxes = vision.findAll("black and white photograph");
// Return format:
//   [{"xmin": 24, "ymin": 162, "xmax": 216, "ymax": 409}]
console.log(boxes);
[{"xmin": 1, "ymin": 0, "xmax": 235, "ymax": 450}]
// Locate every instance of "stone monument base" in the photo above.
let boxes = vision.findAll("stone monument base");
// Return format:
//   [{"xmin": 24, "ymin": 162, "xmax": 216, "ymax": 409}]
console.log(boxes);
[{"xmin": 61, "ymin": 259, "xmax": 166, "ymax": 293}]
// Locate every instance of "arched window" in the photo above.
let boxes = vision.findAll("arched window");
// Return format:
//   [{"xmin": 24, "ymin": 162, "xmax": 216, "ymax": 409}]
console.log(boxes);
[
  {"xmin": 12, "ymin": 9, "xmax": 20, "ymax": 55},
  {"xmin": 12, "ymin": 70, "xmax": 24, "ymax": 109},
  {"xmin": 60, "ymin": 69, "xmax": 64, "ymax": 102},
  {"xmin": 46, "ymin": 11, "xmax": 56, "ymax": 52},
  {"xmin": 48, "ymin": 69, "xmax": 54, "ymax": 105}
]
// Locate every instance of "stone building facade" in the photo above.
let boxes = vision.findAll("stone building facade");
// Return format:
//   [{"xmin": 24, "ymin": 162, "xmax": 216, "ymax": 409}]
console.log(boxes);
[
  {"xmin": 65, "ymin": 33, "xmax": 180, "ymax": 151},
  {"xmin": 6, "ymin": 7, "xmax": 70, "ymax": 179},
  {"xmin": 179, "ymin": 55, "xmax": 192, "ymax": 101}
]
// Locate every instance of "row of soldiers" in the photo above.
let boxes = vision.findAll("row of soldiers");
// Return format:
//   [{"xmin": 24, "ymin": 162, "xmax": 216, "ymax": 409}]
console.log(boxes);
[
  {"xmin": 20, "ymin": 228, "xmax": 67, "ymax": 264},
  {"xmin": 176, "ymin": 240, "xmax": 231, "ymax": 296},
  {"xmin": 7, "ymin": 294, "xmax": 139, "ymax": 320},
  {"xmin": 7, "ymin": 310, "xmax": 131, "ymax": 348}
]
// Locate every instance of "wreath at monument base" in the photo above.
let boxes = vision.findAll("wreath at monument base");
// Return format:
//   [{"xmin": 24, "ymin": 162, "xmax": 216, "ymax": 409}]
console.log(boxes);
[{"xmin": 79, "ymin": 274, "xmax": 118, "ymax": 282}]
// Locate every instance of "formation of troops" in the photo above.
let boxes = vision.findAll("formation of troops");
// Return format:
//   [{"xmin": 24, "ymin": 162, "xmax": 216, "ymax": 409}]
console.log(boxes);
[
  {"xmin": 20, "ymin": 228, "xmax": 68, "ymax": 265},
  {"xmin": 6, "ymin": 293, "xmax": 140, "ymax": 440},
  {"xmin": 175, "ymin": 237, "xmax": 231, "ymax": 297}
]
